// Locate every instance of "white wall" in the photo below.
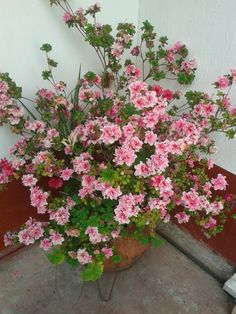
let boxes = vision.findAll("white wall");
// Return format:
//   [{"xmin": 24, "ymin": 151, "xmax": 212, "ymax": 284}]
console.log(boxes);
[
  {"xmin": 0, "ymin": 0, "xmax": 140, "ymax": 158},
  {"xmin": 139, "ymin": 0, "xmax": 236, "ymax": 174}
]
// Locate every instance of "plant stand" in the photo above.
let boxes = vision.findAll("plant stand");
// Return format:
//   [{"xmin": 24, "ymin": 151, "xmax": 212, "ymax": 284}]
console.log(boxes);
[{"xmin": 96, "ymin": 271, "xmax": 118, "ymax": 301}]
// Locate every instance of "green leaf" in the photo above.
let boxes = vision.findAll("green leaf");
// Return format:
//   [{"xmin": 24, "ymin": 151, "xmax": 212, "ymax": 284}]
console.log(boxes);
[
  {"xmin": 111, "ymin": 255, "xmax": 122, "ymax": 263},
  {"xmin": 102, "ymin": 199, "xmax": 117, "ymax": 209},
  {"xmin": 152, "ymin": 71, "xmax": 166, "ymax": 81},
  {"xmin": 72, "ymin": 194, "xmax": 80, "ymax": 205},
  {"xmin": 139, "ymin": 236, "xmax": 149, "ymax": 245},
  {"xmin": 48, "ymin": 58, "xmax": 58, "ymax": 67},
  {"xmin": 40, "ymin": 43, "xmax": 52, "ymax": 53},
  {"xmin": 150, "ymin": 236, "xmax": 165, "ymax": 248},
  {"xmin": 226, "ymin": 128, "xmax": 235, "ymax": 139},
  {"xmin": 81, "ymin": 262, "xmax": 103, "ymax": 281},
  {"xmin": 100, "ymin": 167, "xmax": 119, "ymax": 184},
  {"xmin": 47, "ymin": 249, "xmax": 65, "ymax": 265},
  {"xmin": 84, "ymin": 71, "xmax": 96, "ymax": 81},
  {"xmin": 177, "ymin": 72, "xmax": 195, "ymax": 85},
  {"xmin": 42, "ymin": 70, "xmax": 52, "ymax": 80},
  {"xmin": 67, "ymin": 258, "xmax": 79, "ymax": 267},
  {"xmin": 87, "ymin": 215, "xmax": 100, "ymax": 226},
  {"xmin": 120, "ymin": 103, "xmax": 139, "ymax": 121}
]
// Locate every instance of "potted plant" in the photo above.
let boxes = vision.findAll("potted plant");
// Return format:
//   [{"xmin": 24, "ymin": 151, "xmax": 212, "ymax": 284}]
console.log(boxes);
[{"xmin": 1, "ymin": 1, "xmax": 236, "ymax": 282}]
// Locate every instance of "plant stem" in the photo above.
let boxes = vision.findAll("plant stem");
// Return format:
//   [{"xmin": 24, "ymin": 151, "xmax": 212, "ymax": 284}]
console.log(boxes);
[{"xmin": 18, "ymin": 99, "xmax": 37, "ymax": 120}]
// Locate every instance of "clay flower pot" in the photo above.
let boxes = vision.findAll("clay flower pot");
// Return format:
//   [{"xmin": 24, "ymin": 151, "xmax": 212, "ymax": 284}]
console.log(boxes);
[{"xmin": 104, "ymin": 235, "xmax": 150, "ymax": 272}]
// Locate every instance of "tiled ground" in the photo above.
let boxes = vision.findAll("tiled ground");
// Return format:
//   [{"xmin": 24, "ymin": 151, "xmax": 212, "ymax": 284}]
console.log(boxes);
[{"xmin": 0, "ymin": 242, "xmax": 234, "ymax": 314}]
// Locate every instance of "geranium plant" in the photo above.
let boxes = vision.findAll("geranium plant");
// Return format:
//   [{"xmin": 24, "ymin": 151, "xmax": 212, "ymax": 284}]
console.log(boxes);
[{"xmin": 1, "ymin": 1, "xmax": 236, "ymax": 281}]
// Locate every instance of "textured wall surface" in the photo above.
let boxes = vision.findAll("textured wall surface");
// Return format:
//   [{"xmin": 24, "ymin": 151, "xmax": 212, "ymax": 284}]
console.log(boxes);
[
  {"xmin": 0, "ymin": 0, "xmax": 140, "ymax": 158},
  {"xmin": 139, "ymin": 0, "xmax": 236, "ymax": 174}
]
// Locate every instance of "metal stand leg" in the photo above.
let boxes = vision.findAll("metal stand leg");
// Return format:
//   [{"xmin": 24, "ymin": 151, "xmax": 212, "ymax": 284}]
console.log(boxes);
[{"xmin": 96, "ymin": 272, "xmax": 118, "ymax": 302}]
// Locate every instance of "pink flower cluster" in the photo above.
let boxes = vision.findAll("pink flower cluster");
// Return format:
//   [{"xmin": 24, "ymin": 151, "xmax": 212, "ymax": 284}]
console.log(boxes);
[
  {"xmin": 85, "ymin": 226, "xmax": 103, "ymax": 244},
  {"xmin": 22, "ymin": 174, "xmax": 37, "ymax": 187},
  {"xmin": 180, "ymin": 59, "xmax": 197, "ymax": 74},
  {"xmin": 30, "ymin": 186, "xmax": 49, "ymax": 214},
  {"xmin": 24, "ymin": 120, "xmax": 45, "ymax": 133},
  {"xmin": 211, "ymin": 174, "xmax": 228, "ymax": 191},
  {"xmin": 150, "ymin": 175, "xmax": 173, "ymax": 200},
  {"xmin": 95, "ymin": 180, "xmax": 122, "ymax": 200},
  {"xmin": 79, "ymin": 174, "xmax": 96, "ymax": 198},
  {"xmin": 216, "ymin": 76, "xmax": 229, "ymax": 89},
  {"xmin": 77, "ymin": 248, "xmax": 92, "ymax": 265},
  {"xmin": 101, "ymin": 247, "xmax": 113, "ymax": 259},
  {"xmin": 114, "ymin": 193, "xmax": 144, "ymax": 224},
  {"xmin": 49, "ymin": 207, "xmax": 70, "ymax": 225},
  {"xmin": 18, "ymin": 218, "xmax": 44, "ymax": 246},
  {"xmin": 72, "ymin": 152, "xmax": 92, "ymax": 174},
  {"xmin": 125, "ymin": 64, "xmax": 141, "ymax": 81},
  {"xmin": 100, "ymin": 123, "xmax": 122, "ymax": 144},
  {"xmin": 0, "ymin": 159, "xmax": 14, "ymax": 184}
]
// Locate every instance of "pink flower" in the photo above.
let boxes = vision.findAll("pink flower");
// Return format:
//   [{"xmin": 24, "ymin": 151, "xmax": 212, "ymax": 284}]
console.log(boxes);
[
  {"xmin": 131, "ymin": 46, "xmax": 140, "ymax": 56},
  {"xmin": 216, "ymin": 76, "xmax": 229, "ymax": 89},
  {"xmin": 113, "ymin": 146, "xmax": 136, "ymax": 166},
  {"xmin": 37, "ymin": 88, "xmax": 54, "ymax": 100},
  {"xmin": 129, "ymin": 81, "xmax": 148, "ymax": 99},
  {"xmin": 230, "ymin": 69, "xmax": 236, "ymax": 82},
  {"xmin": 111, "ymin": 43, "xmax": 123, "ymax": 59},
  {"xmin": 114, "ymin": 209, "xmax": 130, "ymax": 224},
  {"xmin": 66, "ymin": 197, "xmax": 75, "ymax": 209},
  {"xmin": 0, "ymin": 159, "xmax": 14, "ymax": 176},
  {"xmin": 114, "ymin": 194, "xmax": 142, "ymax": 224},
  {"xmin": 22, "ymin": 174, "xmax": 37, "ymax": 187},
  {"xmin": 144, "ymin": 131, "xmax": 157, "ymax": 145},
  {"xmin": 150, "ymin": 154, "xmax": 169, "ymax": 173},
  {"xmin": 100, "ymin": 124, "xmax": 122, "ymax": 144},
  {"xmin": 125, "ymin": 64, "xmax": 141, "ymax": 80},
  {"xmin": 28, "ymin": 223, "xmax": 44, "ymax": 240},
  {"xmin": 96, "ymin": 181, "xmax": 122, "ymax": 200},
  {"xmin": 55, "ymin": 81, "xmax": 66, "ymax": 92},
  {"xmin": 181, "ymin": 189, "xmax": 201, "ymax": 211},
  {"xmin": 175, "ymin": 212, "xmax": 190, "ymax": 224},
  {"xmin": 111, "ymin": 228, "xmax": 120, "ymax": 239},
  {"xmin": 180, "ymin": 60, "xmax": 197, "ymax": 74},
  {"xmin": 40, "ymin": 238, "xmax": 52, "ymax": 251},
  {"xmin": 122, "ymin": 124, "xmax": 135, "ymax": 138},
  {"xmin": 30, "ymin": 187, "xmax": 48, "ymax": 214},
  {"xmin": 78, "ymin": 175, "xmax": 95, "ymax": 198},
  {"xmin": 162, "ymin": 89, "xmax": 173, "ymax": 100},
  {"xmin": 48, "ymin": 178, "xmax": 63, "ymax": 189},
  {"xmin": 18, "ymin": 229, "xmax": 35, "ymax": 245},
  {"xmin": 63, "ymin": 12, "xmax": 73, "ymax": 23},
  {"xmin": 170, "ymin": 41, "xmax": 183, "ymax": 53},
  {"xmin": 77, "ymin": 249, "xmax": 92, "ymax": 265},
  {"xmin": 66, "ymin": 228, "xmax": 80, "ymax": 237},
  {"xmin": 204, "ymin": 217, "xmax": 217, "ymax": 229},
  {"xmin": 85, "ymin": 226, "xmax": 102, "ymax": 244},
  {"xmin": 50, "ymin": 231, "xmax": 64, "ymax": 245},
  {"xmin": 207, "ymin": 158, "xmax": 214, "ymax": 170},
  {"xmin": 4, "ymin": 232, "xmax": 13, "ymax": 247},
  {"xmin": 101, "ymin": 247, "xmax": 113, "ymax": 259},
  {"xmin": 211, "ymin": 174, "xmax": 228, "ymax": 191},
  {"xmin": 60, "ymin": 168, "xmax": 74, "ymax": 181},
  {"xmin": 50, "ymin": 207, "xmax": 70, "ymax": 225},
  {"xmin": 72, "ymin": 155, "xmax": 91, "ymax": 174},
  {"xmin": 125, "ymin": 136, "xmax": 143, "ymax": 152},
  {"xmin": 134, "ymin": 162, "xmax": 153, "ymax": 178}
]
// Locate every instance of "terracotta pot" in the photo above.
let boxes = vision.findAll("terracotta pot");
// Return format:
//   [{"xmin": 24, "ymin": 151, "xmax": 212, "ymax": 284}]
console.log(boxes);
[{"xmin": 104, "ymin": 235, "xmax": 150, "ymax": 272}]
